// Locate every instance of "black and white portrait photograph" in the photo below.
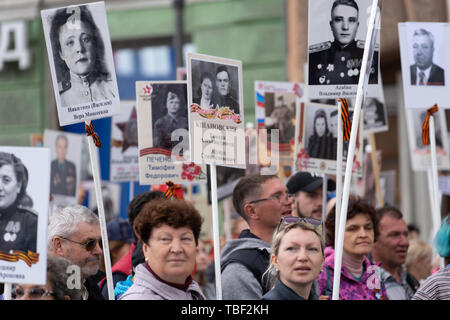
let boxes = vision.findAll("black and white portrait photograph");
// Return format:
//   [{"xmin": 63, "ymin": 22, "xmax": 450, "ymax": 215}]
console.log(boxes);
[
  {"xmin": 44, "ymin": 129, "xmax": 82, "ymax": 206},
  {"xmin": 405, "ymin": 107, "xmax": 450, "ymax": 171},
  {"xmin": 189, "ymin": 56, "xmax": 241, "ymax": 116},
  {"xmin": 41, "ymin": 2, "xmax": 120, "ymax": 126},
  {"xmin": 307, "ymin": 0, "xmax": 380, "ymax": 99},
  {"xmin": 0, "ymin": 146, "xmax": 50, "ymax": 284},
  {"xmin": 294, "ymin": 102, "xmax": 363, "ymax": 176},
  {"xmin": 151, "ymin": 83, "xmax": 188, "ymax": 151},
  {"xmin": 399, "ymin": 22, "xmax": 450, "ymax": 109},
  {"xmin": 187, "ymin": 53, "xmax": 245, "ymax": 168}
]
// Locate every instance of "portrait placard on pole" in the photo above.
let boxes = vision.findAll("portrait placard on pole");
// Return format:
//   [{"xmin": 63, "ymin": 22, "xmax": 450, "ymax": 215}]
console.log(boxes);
[
  {"xmin": 110, "ymin": 100, "xmax": 139, "ymax": 182},
  {"xmin": 44, "ymin": 129, "xmax": 82, "ymax": 207},
  {"xmin": 41, "ymin": 1, "xmax": 120, "ymax": 126},
  {"xmin": 187, "ymin": 53, "xmax": 246, "ymax": 168},
  {"xmin": 0, "ymin": 146, "xmax": 50, "ymax": 285},
  {"xmin": 294, "ymin": 102, "xmax": 363, "ymax": 177},
  {"xmin": 307, "ymin": 0, "xmax": 380, "ymax": 99},
  {"xmin": 136, "ymin": 81, "xmax": 207, "ymax": 185},
  {"xmin": 398, "ymin": 22, "xmax": 450, "ymax": 109}
]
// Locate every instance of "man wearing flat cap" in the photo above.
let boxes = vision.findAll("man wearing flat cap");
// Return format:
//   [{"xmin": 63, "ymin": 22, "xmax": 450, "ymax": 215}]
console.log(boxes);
[{"xmin": 286, "ymin": 172, "xmax": 335, "ymax": 220}]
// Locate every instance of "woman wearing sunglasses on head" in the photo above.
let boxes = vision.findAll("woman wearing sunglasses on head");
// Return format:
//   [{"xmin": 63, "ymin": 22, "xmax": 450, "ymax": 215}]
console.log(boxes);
[
  {"xmin": 13, "ymin": 255, "xmax": 81, "ymax": 300},
  {"xmin": 119, "ymin": 199, "xmax": 205, "ymax": 300},
  {"xmin": 262, "ymin": 216, "xmax": 325, "ymax": 300},
  {"xmin": 317, "ymin": 197, "xmax": 388, "ymax": 300}
]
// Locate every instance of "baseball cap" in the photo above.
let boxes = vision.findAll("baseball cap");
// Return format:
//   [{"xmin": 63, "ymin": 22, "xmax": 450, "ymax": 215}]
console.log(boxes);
[
  {"xmin": 286, "ymin": 172, "xmax": 336, "ymax": 194},
  {"xmin": 107, "ymin": 218, "xmax": 134, "ymax": 244}
]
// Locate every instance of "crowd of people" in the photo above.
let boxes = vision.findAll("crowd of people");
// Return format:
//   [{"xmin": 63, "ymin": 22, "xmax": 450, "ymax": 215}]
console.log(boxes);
[{"xmin": 2, "ymin": 171, "xmax": 449, "ymax": 301}]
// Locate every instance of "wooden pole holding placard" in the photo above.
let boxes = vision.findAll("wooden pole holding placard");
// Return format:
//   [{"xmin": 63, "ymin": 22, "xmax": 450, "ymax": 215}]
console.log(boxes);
[
  {"xmin": 335, "ymin": 105, "xmax": 343, "ymax": 246},
  {"xmin": 129, "ymin": 181, "xmax": 134, "ymax": 203},
  {"xmin": 368, "ymin": 133, "xmax": 384, "ymax": 208},
  {"xmin": 85, "ymin": 120, "xmax": 114, "ymax": 300},
  {"xmin": 209, "ymin": 164, "xmax": 223, "ymax": 300},
  {"xmin": 428, "ymin": 117, "xmax": 444, "ymax": 269},
  {"xmin": 332, "ymin": 0, "xmax": 380, "ymax": 300}
]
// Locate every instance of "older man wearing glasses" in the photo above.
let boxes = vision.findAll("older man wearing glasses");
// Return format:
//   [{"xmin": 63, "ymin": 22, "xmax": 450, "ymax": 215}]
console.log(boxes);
[
  {"xmin": 48, "ymin": 204, "xmax": 104, "ymax": 300},
  {"xmin": 220, "ymin": 174, "xmax": 293, "ymax": 299}
]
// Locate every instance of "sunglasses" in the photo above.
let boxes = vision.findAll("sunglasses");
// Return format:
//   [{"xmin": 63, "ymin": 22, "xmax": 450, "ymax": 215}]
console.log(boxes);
[
  {"xmin": 276, "ymin": 216, "xmax": 322, "ymax": 233},
  {"xmin": 60, "ymin": 236, "xmax": 103, "ymax": 251},
  {"xmin": 12, "ymin": 286, "xmax": 54, "ymax": 300}
]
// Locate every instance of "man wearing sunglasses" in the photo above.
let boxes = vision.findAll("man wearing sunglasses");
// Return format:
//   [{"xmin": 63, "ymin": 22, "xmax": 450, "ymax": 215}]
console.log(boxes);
[
  {"xmin": 221, "ymin": 174, "xmax": 293, "ymax": 299},
  {"xmin": 48, "ymin": 204, "xmax": 104, "ymax": 300},
  {"xmin": 287, "ymin": 172, "xmax": 335, "ymax": 220}
]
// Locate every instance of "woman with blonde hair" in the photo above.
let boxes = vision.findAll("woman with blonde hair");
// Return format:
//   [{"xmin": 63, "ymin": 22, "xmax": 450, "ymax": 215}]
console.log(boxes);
[
  {"xmin": 262, "ymin": 216, "xmax": 324, "ymax": 300},
  {"xmin": 405, "ymin": 239, "xmax": 433, "ymax": 282}
]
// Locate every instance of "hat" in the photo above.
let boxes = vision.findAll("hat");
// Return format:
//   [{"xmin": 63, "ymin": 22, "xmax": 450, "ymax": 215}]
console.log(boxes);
[
  {"xmin": 286, "ymin": 172, "xmax": 336, "ymax": 194},
  {"xmin": 107, "ymin": 218, "xmax": 134, "ymax": 244}
]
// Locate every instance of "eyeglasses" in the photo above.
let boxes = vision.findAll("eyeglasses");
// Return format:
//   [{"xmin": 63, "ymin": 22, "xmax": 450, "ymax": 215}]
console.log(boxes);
[
  {"xmin": 276, "ymin": 216, "xmax": 322, "ymax": 233},
  {"xmin": 60, "ymin": 236, "xmax": 102, "ymax": 251},
  {"xmin": 12, "ymin": 286, "xmax": 54, "ymax": 300},
  {"xmin": 247, "ymin": 192, "xmax": 294, "ymax": 205}
]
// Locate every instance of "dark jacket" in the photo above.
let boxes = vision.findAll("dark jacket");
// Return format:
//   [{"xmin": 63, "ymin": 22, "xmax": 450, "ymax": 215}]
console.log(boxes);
[
  {"xmin": 50, "ymin": 159, "xmax": 76, "ymax": 196},
  {"xmin": 85, "ymin": 270, "xmax": 106, "ymax": 300},
  {"xmin": 0, "ymin": 204, "xmax": 37, "ymax": 254},
  {"xmin": 262, "ymin": 278, "xmax": 319, "ymax": 300},
  {"xmin": 410, "ymin": 64, "xmax": 445, "ymax": 86}
]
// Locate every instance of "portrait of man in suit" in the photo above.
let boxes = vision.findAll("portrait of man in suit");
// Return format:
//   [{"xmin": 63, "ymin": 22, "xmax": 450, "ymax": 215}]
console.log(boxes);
[
  {"xmin": 50, "ymin": 134, "xmax": 77, "ymax": 196},
  {"xmin": 410, "ymin": 28, "xmax": 445, "ymax": 86}
]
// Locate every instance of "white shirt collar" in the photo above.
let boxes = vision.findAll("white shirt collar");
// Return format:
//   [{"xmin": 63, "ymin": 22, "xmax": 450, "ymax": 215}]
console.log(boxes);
[{"xmin": 416, "ymin": 65, "xmax": 432, "ymax": 85}]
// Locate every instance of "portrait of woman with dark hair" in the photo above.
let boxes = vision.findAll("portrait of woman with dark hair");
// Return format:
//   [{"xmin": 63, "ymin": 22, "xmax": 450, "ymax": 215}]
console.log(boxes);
[
  {"xmin": 0, "ymin": 152, "xmax": 38, "ymax": 255},
  {"xmin": 193, "ymin": 72, "xmax": 217, "ymax": 110},
  {"xmin": 153, "ymin": 85, "xmax": 188, "ymax": 151},
  {"xmin": 49, "ymin": 5, "xmax": 116, "ymax": 107},
  {"xmin": 307, "ymin": 109, "xmax": 334, "ymax": 159}
]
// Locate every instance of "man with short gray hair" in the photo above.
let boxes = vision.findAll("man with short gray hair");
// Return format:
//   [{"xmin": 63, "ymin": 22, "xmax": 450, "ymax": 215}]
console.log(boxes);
[
  {"xmin": 410, "ymin": 28, "xmax": 445, "ymax": 86},
  {"xmin": 48, "ymin": 204, "xmax": 104, "ymax": 300}
]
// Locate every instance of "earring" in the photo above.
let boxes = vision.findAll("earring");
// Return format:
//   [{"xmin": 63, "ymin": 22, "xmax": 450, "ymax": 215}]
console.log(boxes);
[{"xmin": 145, "ymin": 257, "xmax": 149, "ymax": 263}]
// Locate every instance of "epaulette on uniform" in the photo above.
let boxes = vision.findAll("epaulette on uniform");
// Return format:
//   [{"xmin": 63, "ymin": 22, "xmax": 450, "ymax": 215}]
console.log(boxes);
[
  {"xmin": 17, "ymin": 205, "xmax": 38, "ymax": 217},
  {"xmin": 356, "ymin": 40, "xmax": 380, "ymax": 51},
  {"xmin": 58, "ymin": 79, "xmax": 71, "ymax": 94},
  {"xmin": 309, "ymin": 41, "xmax": 331, "ymax": 54}
]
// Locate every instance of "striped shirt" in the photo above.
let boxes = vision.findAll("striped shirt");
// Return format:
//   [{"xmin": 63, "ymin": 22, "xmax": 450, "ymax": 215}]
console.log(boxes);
[{"xmin": 412, "ymin": 267, "xmax": 450, "ymax": 300}]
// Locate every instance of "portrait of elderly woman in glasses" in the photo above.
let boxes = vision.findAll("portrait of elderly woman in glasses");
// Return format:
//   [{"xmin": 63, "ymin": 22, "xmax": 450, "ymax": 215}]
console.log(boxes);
[
  {"xmin": 0, "ymin": 152, "xmax": 38, "ymax": 256},
  {"xmin": 262, "ymin": 216, "xmax": 324, "ymax": 300},
  {"xmin": 119, "ymin": 198, "xmax": 205, "ymax": 300},
  {"xmin": 49, "ymin": 5, "xmax": 116, "ymax": 107}
]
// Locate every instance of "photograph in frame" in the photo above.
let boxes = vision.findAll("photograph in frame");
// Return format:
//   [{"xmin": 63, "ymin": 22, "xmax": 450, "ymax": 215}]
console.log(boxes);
[
  {"xmin": 294, "ymin": 101, "xmax": 363, "ymax": 176},
  {"xmin": 255, "ymin": 81, "xmax": 305, "ymax": 169},
  {"xmin": 398, "ymin": 22, "xmax": 450, "ymax": 109},
  {"xmin": 307, "ymin": 0, "xmax": 380, "ymax": 99},
  {"xmin": 44, "ymin": 129, "xmax": 82, "ymax": 207},
  {"xmin": 110, "ymin": 100, "xmax": 139, "ymax": 182},
  {"xmin": 41, "ymin": 2, "xmax": 120, "ymax": 126},
  {"xmin": 187, "ymin": 53, "xmax": 246, "ymax": 169},
  {"xmin": 0, "ymin": 146, "xmax": 50, "ymax": 285},
  {"xmin": 136, "ymin": 81, "xmax": 207, "ymax": 185},
  {"xmin": 405, "ymin": 107, "xmax": 450, "ymax": 171}
]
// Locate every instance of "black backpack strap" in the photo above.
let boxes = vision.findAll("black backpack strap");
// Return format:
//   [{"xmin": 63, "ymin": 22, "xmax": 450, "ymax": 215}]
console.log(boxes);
[
  {"xmin": 406, "ymin": 272, "xmax": 420, "ymax": 293},
  {"xmin": 323, "ymin": 265, "xmax": 333, "ymax": 297},
  {"xmin": 221, "ymin": 248, "xmax": 271, "ymax": 294}
]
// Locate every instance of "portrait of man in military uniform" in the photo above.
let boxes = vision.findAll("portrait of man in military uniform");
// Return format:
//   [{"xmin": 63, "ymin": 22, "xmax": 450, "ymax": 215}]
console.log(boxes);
[
  {"xmin": 0, "ymin": 152, "xmax": 37, "ymax": 256},
  {"xmin": 215, "ymin": 65, "xmax": 240, "ymax": 115},
  {"xmin": 151, "ymin": 83, "xmax": 189, "ymax": 152},
  {"xmin": 409, "ymin": 28, "xmax": 445, "ymax": 86},
  {"xmin": 308, "ymin": 0, "xmax": 379, "ymax": 86},
  {"xmin": 49, "ymin": 5, "xmax": 116, "ymax": 107},
  {"xmin": 50, "ymin": 135, "xmax": 77, "ymax": 197}
]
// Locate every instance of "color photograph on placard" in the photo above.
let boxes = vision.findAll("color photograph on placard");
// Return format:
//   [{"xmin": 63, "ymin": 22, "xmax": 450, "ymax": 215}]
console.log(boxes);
[
  {"xmin": 187, "ymin": 53, "xmax": 245, "ymax": 168},
  {"xmin": 0, "ymin": 146, "xmax": 50, "ymax": 285},
  {"xmin": 255, "ymin": 81, "xmax": 305, "ymax": 153},
  {"xmin": 307, "ymin": 0, "xmax": 380, "ymax": 99},
  {"xmin": 294, "ymin": 102, "xmax": 363, "ymax": 176},
  {"xmin": 41, "ymin": 2, "xmax": 120, "ymax": 126},
  {"xmin": 136, "ymin": 81, "xmax": 206, "ymax": 185},
  {"xmin": 110, "ymin": 100, "xmax": 139, "ymax": 182},
  {"xmin": 44, "ymin": 129, "xmax": 82, "ymax": 207},
  {"xmin": 405, "ymin": 107, "xmax": 450, "ymax": 171},
  {"xmin": 399, "ymin": 22, "xmax": 450, "ymax": 109}
]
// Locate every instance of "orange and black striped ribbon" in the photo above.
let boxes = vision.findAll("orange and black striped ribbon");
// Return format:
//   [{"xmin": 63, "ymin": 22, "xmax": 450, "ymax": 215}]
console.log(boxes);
[
  {"xmin": 164, "ymin": 181, "xmax": 181, "ymax": 199},
  {"xmin": 422, "ymin": 104, "xmax": 439, "ymax": 146},
  {"xmin": 338, "ymin": 98, "xmax": 351, "ymax": 141},
  {"xmin": 85, "ymin": 122, "xmax": 102, "ymax": 148},
  {"xmin": 0, "ymin": 250, "xmax": 39, "ymax": 267}
]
